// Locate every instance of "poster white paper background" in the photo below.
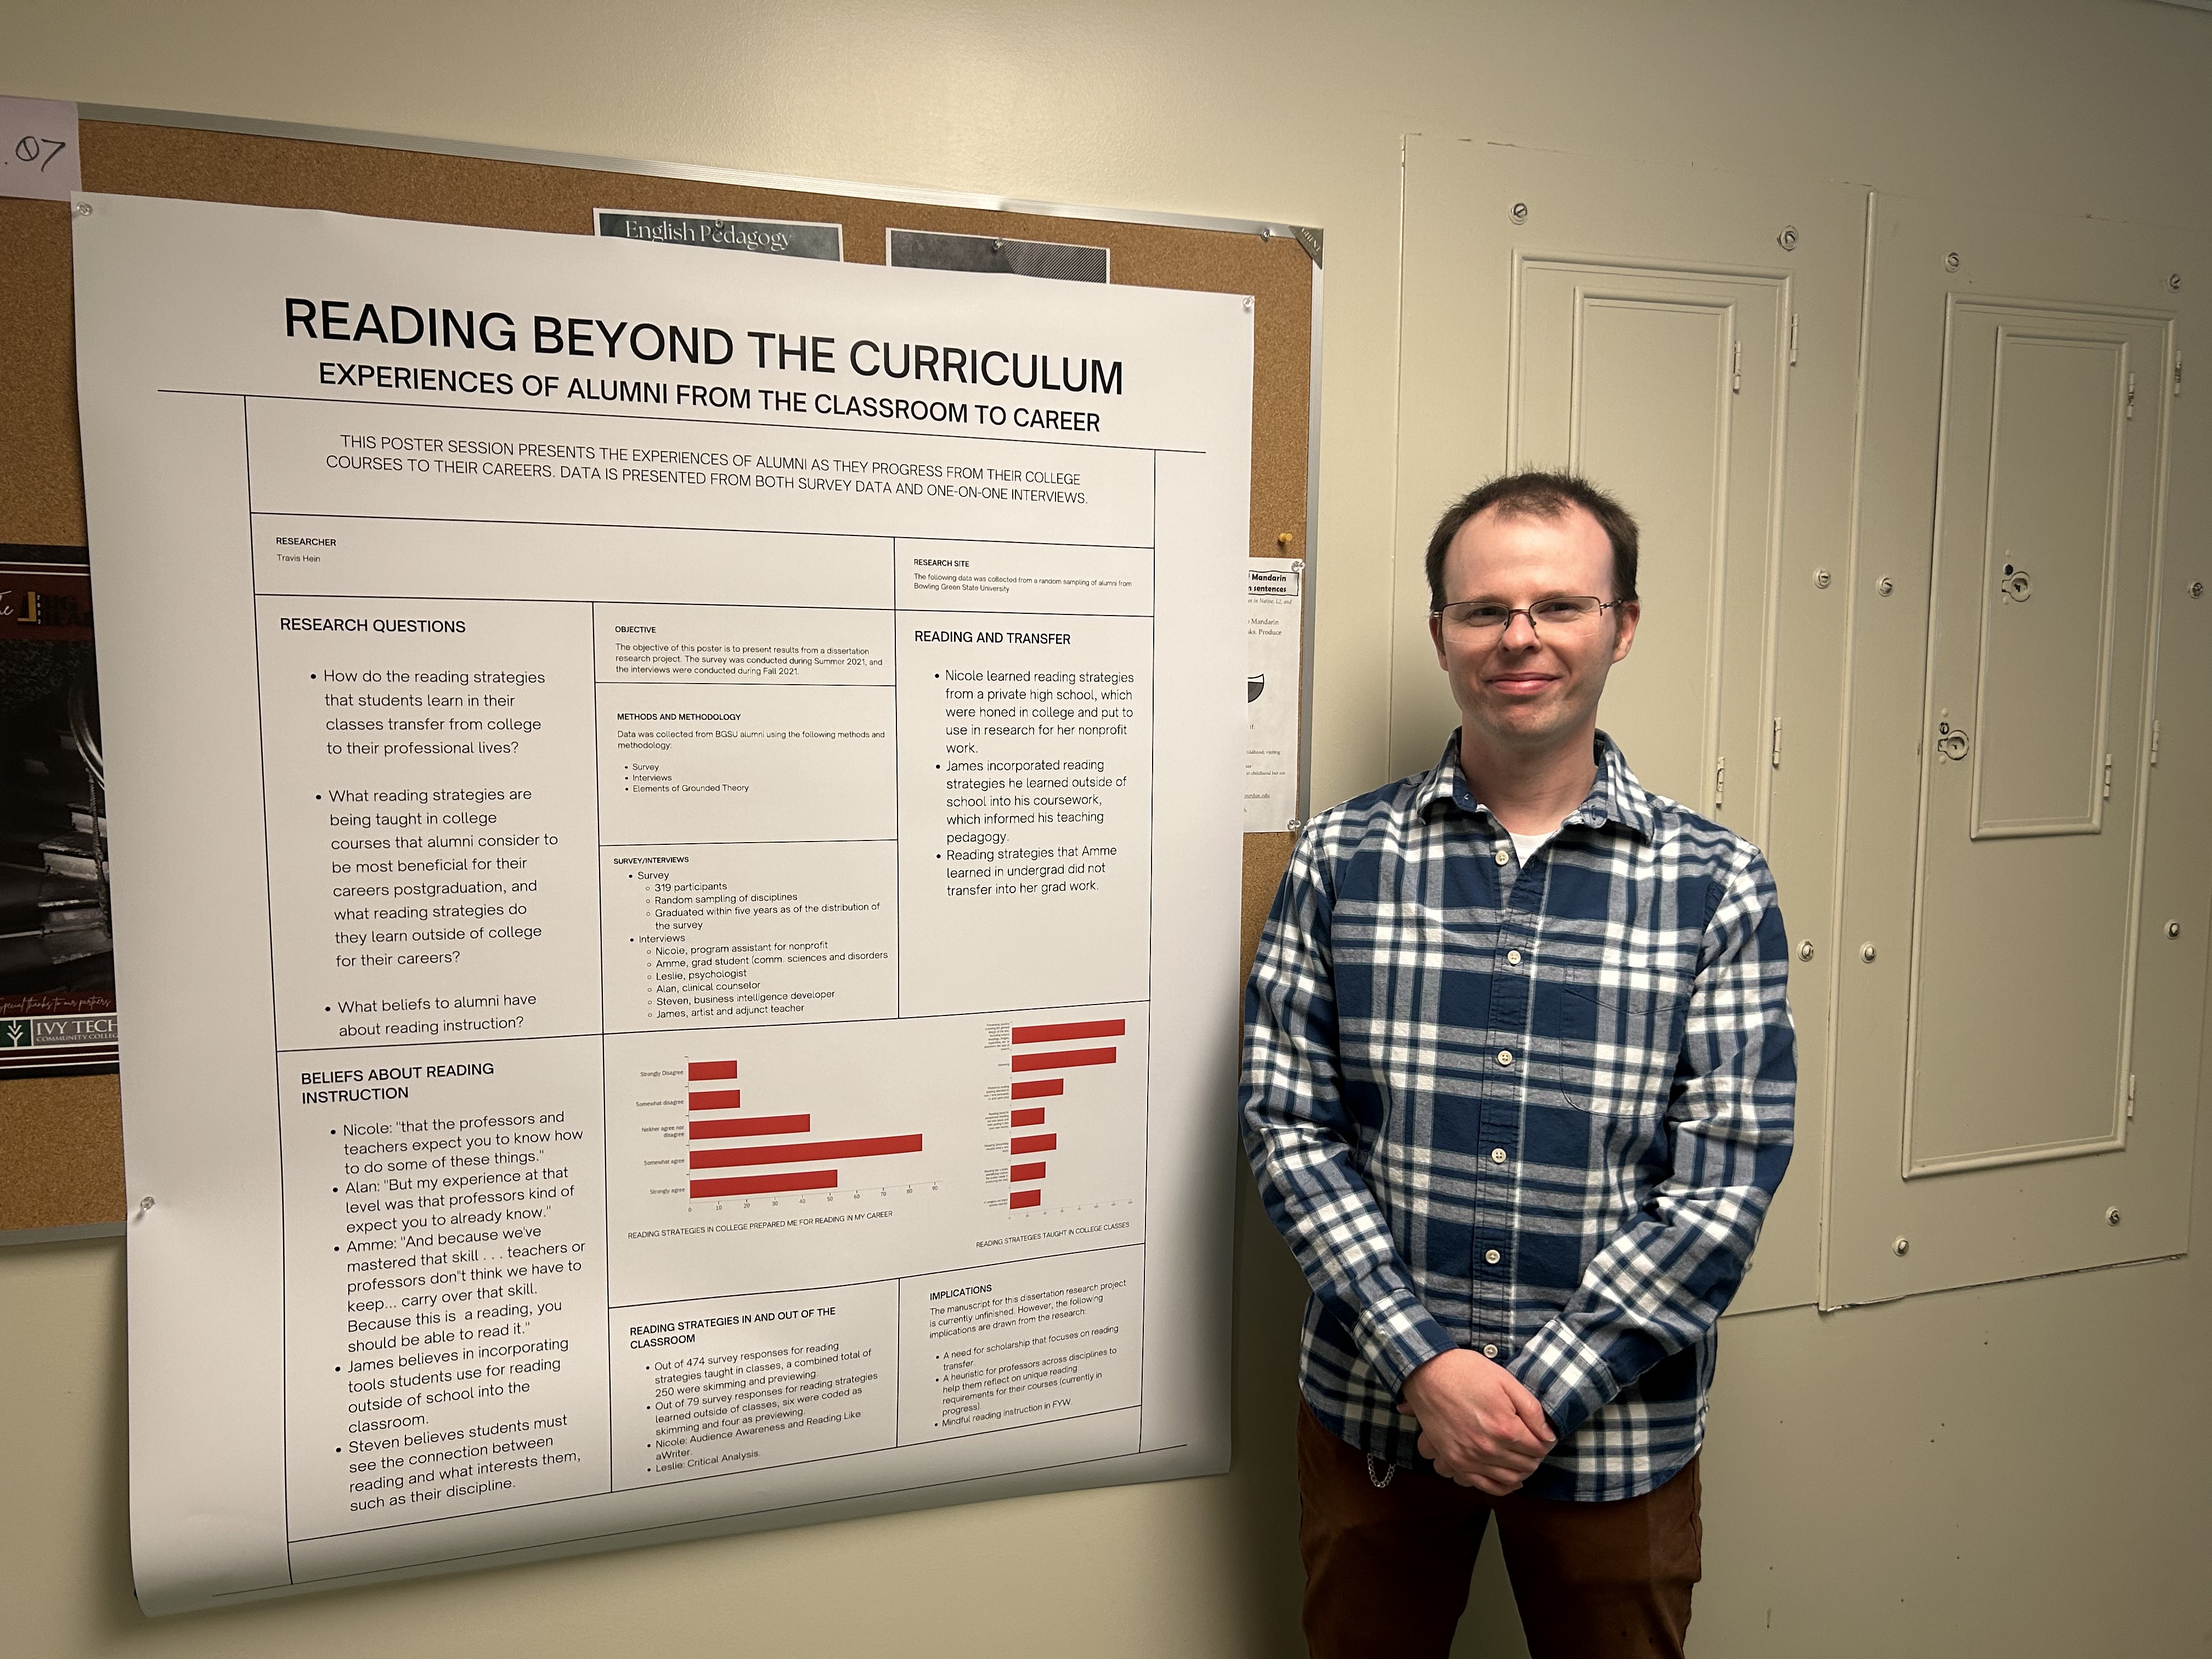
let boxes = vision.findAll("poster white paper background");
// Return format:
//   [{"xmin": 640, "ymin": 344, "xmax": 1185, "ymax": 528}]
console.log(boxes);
[{"xmin": 74, "ymin": 192, "xmax": 1249, "ymax": 1612}]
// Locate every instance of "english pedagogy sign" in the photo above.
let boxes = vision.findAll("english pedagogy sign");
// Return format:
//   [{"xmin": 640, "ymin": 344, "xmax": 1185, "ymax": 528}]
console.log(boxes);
[{"xmin": 72, "ymin": 193, "xmax": 1249, "ymax": 1611}]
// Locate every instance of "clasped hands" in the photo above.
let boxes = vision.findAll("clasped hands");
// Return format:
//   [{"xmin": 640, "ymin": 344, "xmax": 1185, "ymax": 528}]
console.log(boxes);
[{"xmin": 1400, "ymin": 1348, "xmax": 1555, "ymax": 1494}]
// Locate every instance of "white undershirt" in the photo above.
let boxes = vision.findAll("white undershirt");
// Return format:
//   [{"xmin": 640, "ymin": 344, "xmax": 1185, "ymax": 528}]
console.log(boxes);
[{"xmin": 1507, "ymin": 826, "xmax": 1562, "ymax": 866}]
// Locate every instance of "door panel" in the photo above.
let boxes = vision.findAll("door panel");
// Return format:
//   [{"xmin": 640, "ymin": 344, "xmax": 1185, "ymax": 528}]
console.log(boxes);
[
  {"xmin": 1825, "ymin": 194, "xmax": 2208, "ymax": 1307},
  {"xmin": 1904, "ymin": 304, "xmax": 2166, "ymax": 1175},
  {"xmin": 1396, "ymin": 138, "xmax": 1868, "ymax": 1313},
  {"xmin": 1513, "ymin": 266, "xmax": 1783, "ymax": 828}
]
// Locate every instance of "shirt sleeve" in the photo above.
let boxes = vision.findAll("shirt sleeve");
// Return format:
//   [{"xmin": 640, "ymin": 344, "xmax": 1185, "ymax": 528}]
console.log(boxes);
[
  {"xmin": 1506, "ymin": 843, "xmax": 1798, "ymax": 1441},
  {"xmin": 1239, "ymin": 826, "xmax": 1457, "ymax": 1397}
]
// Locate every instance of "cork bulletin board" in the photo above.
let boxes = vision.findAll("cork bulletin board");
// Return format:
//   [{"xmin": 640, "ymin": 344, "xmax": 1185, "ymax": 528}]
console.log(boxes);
[{"xmin": 0, "ymin": 109, "xmax": 1319, "ymax": 1236}]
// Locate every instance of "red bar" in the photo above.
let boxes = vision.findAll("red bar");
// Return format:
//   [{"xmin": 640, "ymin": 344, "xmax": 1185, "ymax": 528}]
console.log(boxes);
[
  {"xmin": 689, "ymin": 1088, "xmax": 742, "ymax": 1111},
  {"xmin": 1009, "ymin": 1133, "xmax": 1056, "ymax": 1155},
  {"xmin": 1011, "ymin": 1047, "xmax": 1115, "ymax": 1073},
  {"xmin": 691, "ymin": 1169, "xmax": 835, "ymax": 1199},
  {"xmin": 1012, "ymin": 1019, "xmax": 1126, "ymax": 1046},
  {"xmin": 690, "ymin": 1114, "xmax": 810, "ymax": 1141},
  {"xmin": 1011, "ymin": 1107, "xmax": 1046, "ymax": 1127},
  {"xmin": 689, "ymin": 1060, "xmax": 738, "ymax": 1081},
  {"xmin": 1010, "ymin": 1161, "xmax": 1047, "ymax": 1182},
  {"xmin": 1010, "ymin": 1078, "xmax": 1063, "ymax": 1101},
  {"xmin": 691, "ymin": 1133, "xmax": 923, "ymax": 1171},
  {"xmin": 1009, "ymin": 1190, "xmax": 1042, "ymax": 1210}
]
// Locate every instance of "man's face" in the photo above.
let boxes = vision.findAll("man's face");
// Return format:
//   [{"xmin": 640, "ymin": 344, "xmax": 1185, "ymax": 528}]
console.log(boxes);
[{"xmin": 1428, "ymin": 503, "xmax": 1638, "ymax": 757}]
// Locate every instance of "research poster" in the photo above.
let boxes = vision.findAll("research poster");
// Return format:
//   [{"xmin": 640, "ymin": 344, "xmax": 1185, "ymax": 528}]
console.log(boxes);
[{"xmin": 73, "ymin": 193, "xmax": 1249, "ymax": 1613}]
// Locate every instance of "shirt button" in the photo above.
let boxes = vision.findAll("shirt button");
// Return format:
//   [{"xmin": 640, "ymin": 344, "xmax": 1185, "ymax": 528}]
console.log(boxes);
[
  {"xmin": 1485, "ymin": 1249, "xmax": 1501, "ymax": 1265},
  {"xmin": 1489, "ymin": 1148, "xmax": 1508, "ymax": 1165},
  {"xmin": 1483, "ymin": 1344, "xmax": 1500, "ymax": 1359},
  {"xmin": 1496, "ymin": 1049, "xmax": 1513, "ymax": 1066},
  {"xmin": 1506, "ymin": 949, "xmax": 1522, "ymax": 966},
  {"xmin": 1493, "ymin": 849, "xmax": 1510, "ymax": 865}
]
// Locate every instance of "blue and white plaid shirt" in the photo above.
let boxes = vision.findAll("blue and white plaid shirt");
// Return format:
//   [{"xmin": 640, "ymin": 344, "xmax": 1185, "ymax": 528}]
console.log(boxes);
[{"xmin": 1241, "ymin": 732, "xmax": 1795, "ymax": 1502}]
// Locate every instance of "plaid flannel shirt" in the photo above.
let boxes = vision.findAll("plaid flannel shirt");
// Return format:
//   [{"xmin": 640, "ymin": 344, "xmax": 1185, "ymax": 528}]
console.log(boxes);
[{"xmin": 1240, "ymin": 732, "xmax": 1795, "ymax": 1501}]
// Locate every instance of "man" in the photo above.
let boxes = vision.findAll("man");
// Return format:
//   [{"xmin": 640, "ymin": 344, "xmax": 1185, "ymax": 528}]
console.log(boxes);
[{"xmin": 1240, "ymin": 471, "xmax": 1795, "ymax": 1658}]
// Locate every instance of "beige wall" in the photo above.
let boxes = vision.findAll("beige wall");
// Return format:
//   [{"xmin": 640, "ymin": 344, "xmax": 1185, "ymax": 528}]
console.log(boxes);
[{"xmin": 4, "ymin": 2, "xmax": 2210, "ymax": 1652}]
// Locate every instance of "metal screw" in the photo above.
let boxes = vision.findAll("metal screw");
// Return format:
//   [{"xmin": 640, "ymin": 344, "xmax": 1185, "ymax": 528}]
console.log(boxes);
[
  {"xmin": 1893, "ymin": 1238, "xmax": 1910, "ymax": 1256},
  {"xmin": 2168, "ymin": 921, "xmax": 2182, "ymax": 938},
  {"xmin": 1797, "ymin": 940, "xmax": 1815, "ymax": 961},
  {"xmin": 1945, "ymin": 252, "xmax": 1961, "ymax": 272},
  {"xmin": 1778, "ymin": 226, "xmax": 1798, "ymax": 252},
  {"xmin": 1510, "ymin": 202, "xmax": 1529, "ymax": 225},
  {"xmin": 2106, "ymin": 1207, "xmax": 2123, "ymax": 1227},
  {"xmin": 1814, "ymin": 568, "xmax": 1831, "ymax": 589},
  {"xmin": 2170, "ymin": 274, "xmax": 2183, "ymax": 292},
  {"xmin": 1861, "ymin": 943, "xmax": 1878, "ymax": 963},
  {"xmin": 1877, "ymin": 577, "xmax": 1895, "ymax": 596}
]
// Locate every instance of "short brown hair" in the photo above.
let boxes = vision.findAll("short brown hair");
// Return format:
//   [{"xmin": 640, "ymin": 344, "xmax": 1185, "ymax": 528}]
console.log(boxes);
[{"xmin": 1424, "ymin": 471, "xmax": 1640, "ymax": 610}]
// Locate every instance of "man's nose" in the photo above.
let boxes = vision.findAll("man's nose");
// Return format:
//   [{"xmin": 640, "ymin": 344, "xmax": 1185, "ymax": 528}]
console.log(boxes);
[{"xmin": 1498, "ymin": 610, "xmax": 1541, "ymax": 649}]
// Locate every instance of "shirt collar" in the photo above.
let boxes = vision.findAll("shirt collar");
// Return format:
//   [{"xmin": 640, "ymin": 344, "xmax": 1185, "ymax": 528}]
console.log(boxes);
[{"xmin": 1415, "ymin": 729, "xmax": 1658, "ymax": 844}]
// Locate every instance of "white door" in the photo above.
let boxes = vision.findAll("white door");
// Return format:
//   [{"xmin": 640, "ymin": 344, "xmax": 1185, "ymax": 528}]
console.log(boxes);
[
  {"xmin": 1395, "ymin": 137, "xmax": 1868, "ymax": 1312},
  {"xmin": 1824, "ymin": 195, "xmax": 2209, "ymax": 1306}
]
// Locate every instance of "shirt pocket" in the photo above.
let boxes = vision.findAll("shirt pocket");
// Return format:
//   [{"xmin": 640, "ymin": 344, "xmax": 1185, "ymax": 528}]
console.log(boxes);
[{"xmin": 1533, "ymin": 963, "xmax": 1691, "ymax": 1118}]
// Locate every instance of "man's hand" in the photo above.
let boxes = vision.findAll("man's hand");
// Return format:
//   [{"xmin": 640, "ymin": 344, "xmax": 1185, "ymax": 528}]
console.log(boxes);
[{"xmin": 1400, "ymin": 1348, "xmax": 1556, "ymax": 1494}]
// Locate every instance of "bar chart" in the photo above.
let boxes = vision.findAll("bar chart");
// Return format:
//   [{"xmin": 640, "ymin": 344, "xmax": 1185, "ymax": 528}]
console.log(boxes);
[
  {"xmin": 999, "ymin": 1017, "xmax": 1125, "ymax": 1211},
  {"xmin": 682, "ymin": 1054, "xmax": 927, "ymax": 1202}
]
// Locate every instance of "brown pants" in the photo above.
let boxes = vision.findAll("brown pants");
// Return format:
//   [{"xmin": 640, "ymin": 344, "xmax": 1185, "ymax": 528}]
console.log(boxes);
[{"xmin": 1296, "ymin": 1405, "xmax": 1700, "ymax": 1659}]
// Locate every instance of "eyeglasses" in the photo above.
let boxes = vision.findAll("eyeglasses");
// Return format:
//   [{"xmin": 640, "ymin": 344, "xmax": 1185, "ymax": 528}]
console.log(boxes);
[{"xmin": 1431, "ymin": 596, "xmax": 1622, "ymax": 635}]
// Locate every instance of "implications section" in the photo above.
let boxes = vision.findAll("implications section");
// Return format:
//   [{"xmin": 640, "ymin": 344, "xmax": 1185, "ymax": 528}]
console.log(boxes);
[
  {"xmin": 597, "ymin": 681, "xmax": 894, "ymax": 847},
  {"xmin": 279, "ymin": 1037, "xmax": 610, "ymax": 1537},
  {"xmin": 899, "ymin": 1248, "xmax": 1143, "ymax": 1443},
  {"xmin": 602, "ymin": 842, "xmax": 896, "ymax": 1030},
  {"xmin": 255, "ymin": 596, "xmax": 599, "ymax": 1051},
  {"xmin": 612, "ymin": 1282, "xmax": 895, "ymax": 1487},
  {"xmin": 899, "ymin": 612, "xmax": 1153, "ymax": 1015}
]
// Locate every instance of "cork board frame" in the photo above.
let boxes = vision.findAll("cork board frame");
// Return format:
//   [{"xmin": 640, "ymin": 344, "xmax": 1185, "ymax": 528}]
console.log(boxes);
[{"xmin": 0, "ymin": 109, "xmax": 1319, "ymax": 1235}]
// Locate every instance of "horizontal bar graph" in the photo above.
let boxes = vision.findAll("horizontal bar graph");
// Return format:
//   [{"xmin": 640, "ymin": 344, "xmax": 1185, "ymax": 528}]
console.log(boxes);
[
  {"xmin": 1011, "ymin": 1107, "xmax": 1046, "ymax": 1127},
  {"xmin": 682, "ymin": 1054, "xmax": 926, "ymax": 1204},
  {"xmin": 690, "ymin": 1113, "xmax": 811, "ymax": 1141},
  {"xmin": 1012, "ymin": 1019, "xmax": 1126, "ymax": 1045},
  {"xmin": 1010, "ymin": 1161, "xmax": 1047, "ymax": 1182},
  {"xmin": 1009, "ymin": 1189, "xmax": 1041, "ymax": 1210},
  {"xmin": 1010, "ymin": 1077, "xmax": 1062, "ymax": 1100},
  {"xmin": 1009, "ymin": 1133, "xmax": 1056, "ymax": 1155},
  {"xmin": 692, "ymin": 1169, "xmax": 837, "ymax": 1199},
  {"xmin": 1011, "ymin": 1046, "xmax": 1115, "ymax": 1073},
  {"xmin": 691, "ymin": 1133, "xmax": 924, "ymax": 1172}
]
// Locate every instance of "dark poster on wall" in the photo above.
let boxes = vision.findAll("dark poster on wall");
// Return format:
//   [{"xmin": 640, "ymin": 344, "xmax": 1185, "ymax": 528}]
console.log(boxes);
[{"xmin": 0, "ymin": 546, "xmax": 116, "ymax": 1075}]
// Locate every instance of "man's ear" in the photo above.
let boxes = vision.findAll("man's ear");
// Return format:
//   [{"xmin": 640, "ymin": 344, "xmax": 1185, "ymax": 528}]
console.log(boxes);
[
  {"xmin": 1429, "ymin": 609, "xmax": 1448, "ymax": 667},
  {"xmin": 1611, "ymin": 601, "xmax": 1640, "ymax": 665}
]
